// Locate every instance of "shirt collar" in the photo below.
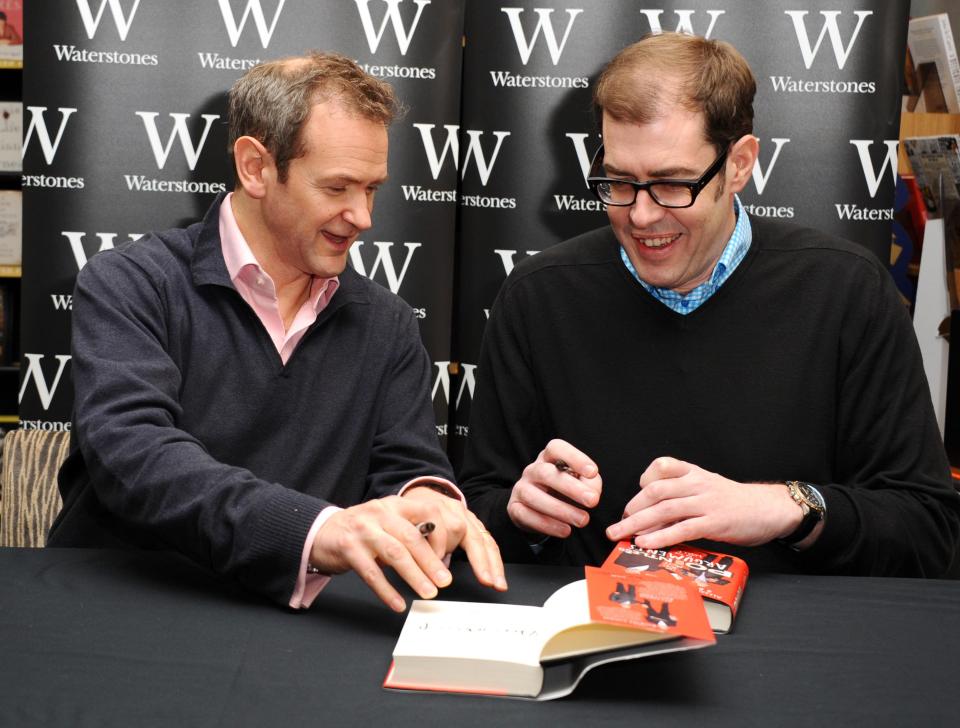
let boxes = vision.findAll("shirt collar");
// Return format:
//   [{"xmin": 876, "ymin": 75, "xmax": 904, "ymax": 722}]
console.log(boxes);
[
  {"xmin": 218, "ymin": 191, "xmax": 338, "ymax": 311},
  {"xmin": 620, "ymin": 195, "xmax": 752, "ymax": 313}
]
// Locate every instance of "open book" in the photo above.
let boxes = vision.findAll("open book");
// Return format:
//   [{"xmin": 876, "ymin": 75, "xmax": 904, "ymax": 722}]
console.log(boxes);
[
  {"xmin": 602, "ymin": 541, "xmax": 749, "ymax": 633},
  {"xmin": 384, "ymin": 566, "xmax": 715, "ymax": 700}
]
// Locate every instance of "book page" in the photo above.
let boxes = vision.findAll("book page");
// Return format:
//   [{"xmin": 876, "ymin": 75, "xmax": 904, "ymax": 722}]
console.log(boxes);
[{"xmin": 393, "ymin": 600, "xmax": 548, "ymax": 667}]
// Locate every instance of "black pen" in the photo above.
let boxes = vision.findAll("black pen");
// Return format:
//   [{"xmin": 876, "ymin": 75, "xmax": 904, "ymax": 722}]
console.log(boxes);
[
  {"xmin": 554, "ymin": 459, "xmax": 580, "ymax": 479},
  {"xmin": 416, "ymin": 521, "xmax": 435, "ymax": 537}
]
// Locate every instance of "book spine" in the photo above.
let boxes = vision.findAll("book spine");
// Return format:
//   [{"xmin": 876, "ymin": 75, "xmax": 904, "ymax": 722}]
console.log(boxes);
[{"xmin": 938, "ymin": 14, "xmax": 960, "ymax": 113}]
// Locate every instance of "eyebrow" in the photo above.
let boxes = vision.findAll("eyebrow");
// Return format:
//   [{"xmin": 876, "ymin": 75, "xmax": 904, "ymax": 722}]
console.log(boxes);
[
  {"xmin": 320, "ymin": 173, "xmax": 389, "ymax": 186},
  {"xmin": 603, "ymin": 162, "xmax": 700, "ymax": 180}
]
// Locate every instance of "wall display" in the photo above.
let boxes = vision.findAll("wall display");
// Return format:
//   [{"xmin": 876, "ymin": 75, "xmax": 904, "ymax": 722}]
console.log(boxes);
[
  {"xmin": 20, "ymin": 0, "xmax": 464, "ymax": 433},
  {"xmin": 447, "ymin": 0, "xmax": 908, "ymax": 463},
  {"xmin": 20, "ymin": 0, "xmax": 908, "ymax": 462}
]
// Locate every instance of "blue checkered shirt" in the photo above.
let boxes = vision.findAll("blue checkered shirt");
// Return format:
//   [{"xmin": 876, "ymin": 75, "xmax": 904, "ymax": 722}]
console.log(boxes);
[{"xmin": 620, "ymin": 196, "xmax": 752, "ymax": 314}]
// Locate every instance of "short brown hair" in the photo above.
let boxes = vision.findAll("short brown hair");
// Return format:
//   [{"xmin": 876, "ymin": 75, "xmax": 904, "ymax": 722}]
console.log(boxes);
[
  {"xmin": 594, "ymin": 32, "xmax": 756, "ymax": 152},
  {"xmin": 227, "ymin": 50, "xmax": 400, "ymax": 182}
]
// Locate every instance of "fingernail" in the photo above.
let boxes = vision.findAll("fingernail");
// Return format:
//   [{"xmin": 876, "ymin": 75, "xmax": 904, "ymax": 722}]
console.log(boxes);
[
  {"xmin": 421, "ymin": 582, "xmax": 438, "ymax": 599},
  {"xmin": 434, "ymin": 568, "xmax": 452, "ymax": 586},
  {"xmin": 391, "ymin": 596, "xmax": 406, "ymax": 612},
  {"xmin": 577, "ymin": 514, "xmax": 589, "ymax": 528},
  {"xmin": 496, "ymin": 576, "xmax": 508, "ymax": 590}
]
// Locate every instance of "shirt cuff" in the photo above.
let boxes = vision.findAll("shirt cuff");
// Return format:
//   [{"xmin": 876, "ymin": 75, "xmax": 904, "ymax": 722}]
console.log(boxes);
[
  {"xmin": 288, "ymin": 505, "xmax": 342, "ymax": 609},
  {"xmin": 398, "ymin": 475, "xmax": 466, "ymax": 505}
]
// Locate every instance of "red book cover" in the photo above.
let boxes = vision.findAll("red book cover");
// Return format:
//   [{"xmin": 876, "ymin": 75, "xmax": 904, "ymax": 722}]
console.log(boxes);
[{"xmin": 601, "ymin": 541, "xmax": 749, "ymax": 633}]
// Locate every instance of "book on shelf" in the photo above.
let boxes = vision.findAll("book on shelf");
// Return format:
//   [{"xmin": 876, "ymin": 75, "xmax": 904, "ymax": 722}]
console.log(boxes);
[
  {"xmin": 0, "ymin": 189, "xmax": 20, "ymax": 266},
  {"xmin": 600, "ymin": 541, "xmax": 749, "ymax": 634},
  {"xmin": 0, "ymin": 101, "xmax": 21, "ymax": 173},
  {"xmin": 384, "ymin": 564, "xmax": 715, "ymax": 700},
  {"xmin": 0, "ymin": 0, "xmax": 22, "ymax": 69},
  {"xmin": 907, "ymin": 14, "xmax": 960, "ymax": 114},
  {"xmin": 902, "ymin": 134, "xmax": 960, "ymax": 215},
  {"xmin": 0, "ymin": 278, "xmax": 8, "ymax": 365}
]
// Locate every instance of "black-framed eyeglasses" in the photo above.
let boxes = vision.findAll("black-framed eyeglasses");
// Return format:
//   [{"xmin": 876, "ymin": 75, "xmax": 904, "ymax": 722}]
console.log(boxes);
[{"xmin": 587, "ymin": 143, "xmax": 729, "ymax": 209}]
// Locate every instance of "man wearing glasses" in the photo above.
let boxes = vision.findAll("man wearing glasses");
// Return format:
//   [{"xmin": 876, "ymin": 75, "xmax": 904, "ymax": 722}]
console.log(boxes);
[{"xmin": 459, "ymin": 32, "xmax": 960, "ymax": 576}]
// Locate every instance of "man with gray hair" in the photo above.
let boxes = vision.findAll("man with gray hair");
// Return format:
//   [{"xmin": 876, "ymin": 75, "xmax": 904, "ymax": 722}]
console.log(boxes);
[
  {"xmin": 50, "ymin": 51, "xmax": 505, "ymax": 611},
  {"xmin": 460, "ymin": 33, "xmax": 960, "ymax": 577}
]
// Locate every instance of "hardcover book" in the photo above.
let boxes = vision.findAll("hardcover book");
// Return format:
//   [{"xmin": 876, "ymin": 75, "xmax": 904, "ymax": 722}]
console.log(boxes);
[
  {"xmin": 384, "ymin": 565, "xmax": 715, "ymax": 700},
  {"xmin": 601, "ymin": 541, "xmax": 749, "ymax": 634}
]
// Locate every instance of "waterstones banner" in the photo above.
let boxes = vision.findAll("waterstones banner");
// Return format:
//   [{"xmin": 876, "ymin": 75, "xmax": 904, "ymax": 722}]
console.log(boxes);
[
  {"xmin": 446, "ymin": 0, "xmax": 908, "ymax": 465},
  {"xmin": 19, "ymin": 0, "xmax": 466, "ymax": 436},
  {"xmin": 19, "ymin": 0, "xmax": 908, "ymax": 466}
]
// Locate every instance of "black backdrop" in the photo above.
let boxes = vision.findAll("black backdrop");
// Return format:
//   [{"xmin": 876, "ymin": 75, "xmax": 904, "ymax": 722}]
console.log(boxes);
[{"xmin": 19, "ymin": 0, "xmax": 908, "ymax": 468}]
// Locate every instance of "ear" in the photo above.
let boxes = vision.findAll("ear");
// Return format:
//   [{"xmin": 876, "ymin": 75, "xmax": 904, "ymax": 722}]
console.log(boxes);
[
  {"xmin": 233, "ymin": 135, "xmax": 273, "ymax": 199},
  {"xmin": 726, "ymin": 134, "xmax": 759, "ymax": 195}
]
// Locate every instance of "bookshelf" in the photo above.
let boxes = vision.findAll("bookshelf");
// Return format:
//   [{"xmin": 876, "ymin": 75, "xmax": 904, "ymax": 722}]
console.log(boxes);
[{"xmin": 0, "ymin": 60, "xmax": 20, "ymax": 430}]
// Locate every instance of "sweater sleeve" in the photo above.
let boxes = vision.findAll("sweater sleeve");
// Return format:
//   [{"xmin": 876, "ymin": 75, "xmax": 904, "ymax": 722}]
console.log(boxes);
[
  {"xmin": 802, "ymin": 257, "xmax": 960, "ymax": 577},
  {"xmin": 65, "ymin": 248, "xmax": 328, "ymax": 604},
  {"xmin": 364, "ymin": 306, "xmax": 455, "ymax": 497}
]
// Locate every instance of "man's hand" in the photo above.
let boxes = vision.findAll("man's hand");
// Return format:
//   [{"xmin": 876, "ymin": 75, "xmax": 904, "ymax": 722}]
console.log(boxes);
[
  {"xmin": 310, "ymin": 493, "xmax": 506, "ymax": 612},
  {"xmin": 507, "ymin": 439, "xmax": 602, "ymax": 539},
  {"xmin": 606, "ymin": 456, "xmax": 804, "ymax": 548}
]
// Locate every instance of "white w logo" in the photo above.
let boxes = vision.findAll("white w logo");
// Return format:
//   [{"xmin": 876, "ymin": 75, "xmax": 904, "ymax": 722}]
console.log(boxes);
[
  {"xmin": 500, "ymin": 7, "xmax": 583, "ymax": 65},
  {"xmin": 431, "ymin": 361, "xmax": 477, "ymax": 408},
  {"xmin": 638, "ymin": 9, "xmax": 725, "ymax": 38},
  {"xmin": 22, "ymin": 107, "xmax": 77, "ymax": 165},
  {"xmin": 75, "ymin": 0, "xmax": 141, "ymax": 41},
  {"xmin": 349, "ymin": 241, "xmax": 421, "ymax": 294},
  {"xmin": 62, "ymin": 232, "xmax": 143, "ymax": 271},
  {"xmin": 493, "ymin": 249, "xmax": 540, "ymax": 276},
  {"xmin": 565, "ymin": 132, "xmax": 600, "ymax": 188},
  {"xmin": 19, "ymin": 354, "xmax": 72, "ymax": 411},
  {"xmin": 751, "ymin": 138, "xmax": 790, "ymax": 195},
  {"xmin": 135, "ymin": 112, "xmax": 219, "ymax": 171},
  {"xmin": 849, "ymin": 139, "xmax": 898, "ymax": 198},
  {"xmin": 353, "ymin": 0, "xmax": 430, "ymax": 56},
  {"xmin": 217, "ymin": 0, "xmax": 287, "ymax": 48},
  {"xmin": 412, "ymin": 124, "xmax": 510, "ymax": 186},
  {"xmin": 785, "ymin": 10, "xmax": 873, "ymax": 70}
]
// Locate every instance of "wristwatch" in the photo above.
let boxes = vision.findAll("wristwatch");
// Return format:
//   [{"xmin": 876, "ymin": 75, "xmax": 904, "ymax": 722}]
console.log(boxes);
[{"xmin": 778, "ymin": 481, "xmax": 826, "ymax": 548}]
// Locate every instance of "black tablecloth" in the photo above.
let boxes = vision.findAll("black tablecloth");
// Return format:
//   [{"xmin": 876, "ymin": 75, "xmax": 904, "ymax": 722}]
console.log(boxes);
[{"xmin": 1, "ymin": 547, "xmax": 958, "ymax": 727}]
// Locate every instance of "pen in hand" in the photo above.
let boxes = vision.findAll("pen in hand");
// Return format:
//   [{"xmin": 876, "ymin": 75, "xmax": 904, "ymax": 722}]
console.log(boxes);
[
  {"xmin": 553, "ymin": 459, "xmax": 591, "ymax": 513},
  {"xmin": 553, "ymin": 459, "xmax": 580, "ymax": 479},
  {"xmin": 416, "ymin": 521, "xmax": 435, "ymax": 537}
]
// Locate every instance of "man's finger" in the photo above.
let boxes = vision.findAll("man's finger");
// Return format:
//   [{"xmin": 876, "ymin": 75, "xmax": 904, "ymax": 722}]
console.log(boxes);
[
  {"xmin": 639, "ymin": 456, "xmax": 690, "ymax": 487},
  {"xmin": 508, "ymin": 499, "xmax": 573, "ymax": 538},
  {"xmin": 543, "ymin": 439, "xmax": 600, "ymax": 481},
  {"xmin": 344, "ymin": 547, "xmax": 408, "ymax": 612},
  {"xmin": 459, "ymin": 517, "xmax": 507, "ymax": 590},
  {"xmin": 519, "ymin": 479, "xmax": 591, "ymax": 527},
  {"xmin": 380, "ymin": 516, "xmax": 453, "ymax": 592}
]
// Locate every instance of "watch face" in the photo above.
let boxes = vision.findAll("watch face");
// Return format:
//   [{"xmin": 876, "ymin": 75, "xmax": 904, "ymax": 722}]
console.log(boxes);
[{"xmin": 797, "ymin": 483, "xmax": 825, "ymax": 513}]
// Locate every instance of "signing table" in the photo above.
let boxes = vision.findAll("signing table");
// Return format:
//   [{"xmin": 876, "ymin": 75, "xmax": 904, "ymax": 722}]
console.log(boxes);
[{"xmin": 1, "ymin": 548, "xmax": 958, "ymax": 726}]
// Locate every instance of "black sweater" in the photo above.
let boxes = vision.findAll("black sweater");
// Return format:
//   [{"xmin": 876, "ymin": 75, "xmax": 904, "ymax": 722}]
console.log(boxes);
[{"xmin": 460, "ymin": 218, "xmax": 960, "ymax": 576}]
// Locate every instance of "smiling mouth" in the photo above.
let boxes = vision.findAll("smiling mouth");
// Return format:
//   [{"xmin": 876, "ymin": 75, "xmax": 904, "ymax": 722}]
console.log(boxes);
[
  {"xmin": 634, "ymin": 233, "xmax": 681, "ymax": 249},
  {"xmin": 323, "ymin": 231, "xmax": 351, "ymax": 246}
]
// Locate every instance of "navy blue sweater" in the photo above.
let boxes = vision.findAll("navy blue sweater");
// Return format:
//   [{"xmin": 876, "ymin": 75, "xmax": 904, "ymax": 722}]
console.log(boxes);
[{"xmin": 49, "ymin": 193, "xmax": 453, "ymax": 604}]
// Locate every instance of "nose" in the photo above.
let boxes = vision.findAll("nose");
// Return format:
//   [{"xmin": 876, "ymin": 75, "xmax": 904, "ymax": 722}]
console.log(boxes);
[
  {"xmin": 627, "ymin": 189, "xmax": 668, "ymax": 229},
  {"xmin": 342, "ymin": 191, "xmax": 373, "ymax": 231}
]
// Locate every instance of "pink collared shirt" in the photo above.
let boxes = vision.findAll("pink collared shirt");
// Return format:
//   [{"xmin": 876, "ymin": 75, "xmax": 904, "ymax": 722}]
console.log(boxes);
[
  {"xmin": 219, "ymin": 194, "xmax": 462, "ymax": 608},
  {"xmin": 220, "ymin": 192, "xmax": 338, "ymax": 364}
]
